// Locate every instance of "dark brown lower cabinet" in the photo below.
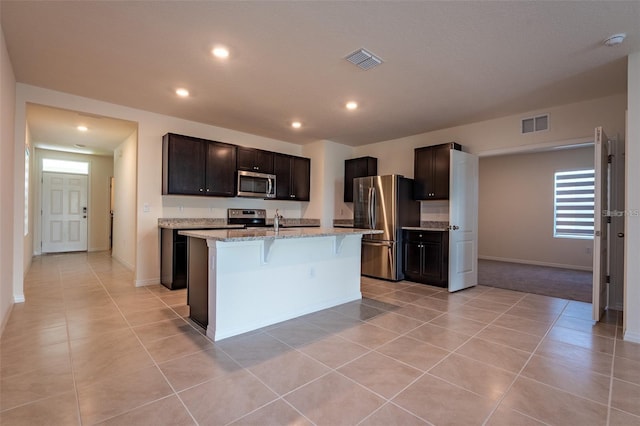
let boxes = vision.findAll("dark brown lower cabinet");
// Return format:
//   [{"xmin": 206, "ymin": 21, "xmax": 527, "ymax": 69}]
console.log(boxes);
[
  {"xmin": 403, "ymin": 230, "xmax": 448, "ymax": 287},
  {"xmin": 161, "ymin": 229, "xmax": 189, "ymax": 290},
  {"xmin": 187, "ymin": 236, "xmax": 209, "ymax": 328}
]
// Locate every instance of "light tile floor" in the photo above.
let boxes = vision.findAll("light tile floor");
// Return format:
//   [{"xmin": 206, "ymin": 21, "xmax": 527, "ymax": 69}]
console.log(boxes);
[{"xmin": 1, "ymin": 251, "xmax": 640, "ymax": 425}]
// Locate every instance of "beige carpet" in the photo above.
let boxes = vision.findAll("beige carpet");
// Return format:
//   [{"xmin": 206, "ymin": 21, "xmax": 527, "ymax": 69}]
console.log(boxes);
[{"xmin": 478, "ymin": 259, "xmax": 592, "ymax": 303}]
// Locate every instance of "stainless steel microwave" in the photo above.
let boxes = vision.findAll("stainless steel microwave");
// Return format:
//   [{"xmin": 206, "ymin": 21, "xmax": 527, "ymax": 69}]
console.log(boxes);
[{"xmin": 237, "ymin": 170, "xmax": 276, "ymax": 198}]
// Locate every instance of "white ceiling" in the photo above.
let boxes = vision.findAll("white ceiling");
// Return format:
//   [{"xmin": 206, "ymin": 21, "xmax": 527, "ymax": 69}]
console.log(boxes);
[{"xmin": 2, "ymin": 1, "xmax": 639, "ymax": 153}]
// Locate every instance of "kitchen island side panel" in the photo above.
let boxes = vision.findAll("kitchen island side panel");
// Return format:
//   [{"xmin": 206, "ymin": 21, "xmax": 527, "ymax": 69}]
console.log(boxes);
[{"xmin": 206, "ymin": 234, "xmax": 363, "ymax": 341}]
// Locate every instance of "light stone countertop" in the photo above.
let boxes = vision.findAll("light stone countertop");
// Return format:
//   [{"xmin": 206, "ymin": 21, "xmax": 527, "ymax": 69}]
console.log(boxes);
[
  {"xmin": 158, "ymin": 218, "xmax": 243, "ymax": 229},
  {"xmin": 178, "ymin": 227, "xmax": 382, "ymax": 242},
  {"xmin": 159, "ymin": 218, "xmax": 320, "ymax": 229},
  {"xmin": 402, "ymin": 226, "xmax": 449, "ymax": 232}
]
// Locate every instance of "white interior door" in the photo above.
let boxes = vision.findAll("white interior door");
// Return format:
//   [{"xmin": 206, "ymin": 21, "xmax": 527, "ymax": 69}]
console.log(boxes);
[
  {"xmin": 448, "ymin": 150, "xmax": 479, "ymax": 292},
  {"xmin": 42, "ymin": 172, "xmax": 88, "ymax": 253},
  {"xmin": 593, "ymin": 127, "xmax": 609, "ymax": 321}
]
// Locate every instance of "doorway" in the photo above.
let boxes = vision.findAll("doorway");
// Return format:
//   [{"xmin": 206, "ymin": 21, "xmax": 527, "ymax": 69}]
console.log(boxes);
[
  {"xmin": 477, "ymin": 144, "xmax": 595, "ymax": 302},
  {"xmin": 41, "ymin": 170, "xmax": 88, "ymax": 253}
]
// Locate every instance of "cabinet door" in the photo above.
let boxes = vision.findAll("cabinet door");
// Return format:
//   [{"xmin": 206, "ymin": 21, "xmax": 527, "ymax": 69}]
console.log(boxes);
[
  {"xmin": 273, "ymin": 154, "xmax": 310, "ymax": 201},
  {"xmin": 413, "ymin": 147, "xmax": 434, "ymax": 200},
  {"xmin": 205, "ymin": 141, "xmax": 236, "ymax": 196},
  {"xmin": 421, "ymin": 241, "xmax": 443, "ymax": 282},
  {"xmin": 403, "ymin": 240, "xmax": 423, "ymax": 278},
  {"xmin": 344, "ymin": 157, "xmax": 377, "ymax": 202},
  {"xmin": 273, "ymin": 153, "xmax": 292, "ymax": 199},
  {"xmin": 163, "ymin": 134, "xmax": 206, "ymax": 195},
  {"xmin": 291, "ymin": 156, "xmax": 310, "ymax": 201},
  {"xmin": 432, "ymin": 145, "xmax": 451, "ymax": 199},
  {"xmin": 254, "ymin": 149, "xmax": 274, "ymax": 174},
  {"xmin": 237, "ymin": 147, "xmax": 274, "ymax": 173}
]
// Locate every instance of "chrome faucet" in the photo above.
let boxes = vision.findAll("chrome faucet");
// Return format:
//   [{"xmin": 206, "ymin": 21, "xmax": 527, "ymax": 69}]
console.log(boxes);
[{"xmin": 274, "ymin": 209, "xmax": 283, "ymax": 232}]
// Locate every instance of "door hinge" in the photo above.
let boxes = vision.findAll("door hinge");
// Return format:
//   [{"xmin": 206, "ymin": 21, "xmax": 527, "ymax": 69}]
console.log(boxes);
[
  {"xmin": 608, "ymin": 154, "xmax": 613, "ymax": 164},
  {"xmin": 606, "ymin": 275, "xmax": 610, "ymax": 284},
  {"xmin": 607, "ymin": 216, "xmax": 612, "ymax": 224}
]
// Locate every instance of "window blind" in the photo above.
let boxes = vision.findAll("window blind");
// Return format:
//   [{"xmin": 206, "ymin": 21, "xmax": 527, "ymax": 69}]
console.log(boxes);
[{"xmin": 554, "ymin": 169, "xmax": 595, "ymax": 239}]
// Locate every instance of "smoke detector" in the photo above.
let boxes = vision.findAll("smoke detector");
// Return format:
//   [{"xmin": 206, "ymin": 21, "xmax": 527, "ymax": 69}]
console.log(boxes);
[
  {"xmin": 604, "ymin": 33, "xmax": 626, "ymax": 47},
  {"xmin": 345, "ymin": 48, "xmax": 383, "ymax": 70}
]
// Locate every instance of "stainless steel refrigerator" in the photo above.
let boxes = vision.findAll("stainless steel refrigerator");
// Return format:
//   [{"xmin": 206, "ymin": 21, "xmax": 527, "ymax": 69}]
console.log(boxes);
[{"xmin": 354, "ymin": 175, "xmax": 420, "ymax": 281}]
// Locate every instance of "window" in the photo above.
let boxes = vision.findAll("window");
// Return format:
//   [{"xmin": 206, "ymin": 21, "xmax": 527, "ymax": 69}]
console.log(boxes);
[
  {"xmin": 554, "ymin": 169, "xmax": 595, "ymax": 239},
  {"xmin": 42, "ymin": 158, "xmax": 89, "ymax": 174}
]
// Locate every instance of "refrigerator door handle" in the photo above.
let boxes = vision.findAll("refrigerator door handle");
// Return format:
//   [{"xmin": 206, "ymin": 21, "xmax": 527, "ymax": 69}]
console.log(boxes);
[
  {"xmin": 367, "ymin": 187, "xmax": 374, "ymax": 229},
  {"xmin": 371, "ymin": 187, "xmax": 376, "ymax": 229}
]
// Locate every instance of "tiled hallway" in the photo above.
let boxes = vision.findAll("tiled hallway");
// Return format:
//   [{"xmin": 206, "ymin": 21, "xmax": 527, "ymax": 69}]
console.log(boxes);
[{"xmin": 1, "ymin": 251, "xmax": 640, "ymax": 425}]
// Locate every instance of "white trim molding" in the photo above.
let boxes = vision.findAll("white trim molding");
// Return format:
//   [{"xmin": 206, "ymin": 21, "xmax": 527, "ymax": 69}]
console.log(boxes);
[{"xmin": 478, "ymin": 255, "xmax": 593, "ymax": 272}]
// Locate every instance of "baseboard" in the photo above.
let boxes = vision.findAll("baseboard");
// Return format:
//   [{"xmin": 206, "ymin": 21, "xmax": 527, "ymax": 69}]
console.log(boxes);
[
  {"xmin": 111, "ymin": 253, "xmax": 135, "ymax": 271},
  {"xmin": 0, "ymin": 302, "xmax": 16, "ymax": 337},
  {"xmin": 623, "ymin": 329, "xmax": 640, "ymax": 344},
  {"xmin": 478, "ymin": 255, "xmax": 593, "ymax": 272},
  {"xmin": 135, "ymin": 277, "xmax": 160, "ymax": 287}
]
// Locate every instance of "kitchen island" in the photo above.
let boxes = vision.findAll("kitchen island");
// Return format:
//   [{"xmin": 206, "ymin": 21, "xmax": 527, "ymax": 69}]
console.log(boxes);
[{"xmin": 179, "ymin": 227, "xmax": 382, "ymax": 341}]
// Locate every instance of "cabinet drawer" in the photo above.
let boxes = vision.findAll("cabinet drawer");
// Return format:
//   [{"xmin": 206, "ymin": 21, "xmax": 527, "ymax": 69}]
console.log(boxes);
[{"xmin": 404, "ymin": 230, "xmax": 442, "ymax": 243}]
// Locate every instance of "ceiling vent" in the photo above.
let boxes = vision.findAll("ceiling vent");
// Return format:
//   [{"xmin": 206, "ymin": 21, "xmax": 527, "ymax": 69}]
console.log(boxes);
[
  {"xmin": 521, "ymin": 114, "xmax": 549, "ymax": 134},
  {"xmin": 345, "ymin": 48, "xmax": 383, "ymax": 70}
]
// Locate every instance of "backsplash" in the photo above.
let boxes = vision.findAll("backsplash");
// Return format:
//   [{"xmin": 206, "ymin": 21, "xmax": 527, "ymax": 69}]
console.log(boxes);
[
  {"xmin": 420, "ymin": 200, "xmax": 449, "ymax": 222},
  {"xmin": 420, "ymin": 220, "xmax": 449, "ymax": 229}
]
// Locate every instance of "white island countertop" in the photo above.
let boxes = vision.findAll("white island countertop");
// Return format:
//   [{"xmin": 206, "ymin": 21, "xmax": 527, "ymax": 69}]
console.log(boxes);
[{"xmin": 179, "ymin": 227, "xmax": 382, "ymax": 242}]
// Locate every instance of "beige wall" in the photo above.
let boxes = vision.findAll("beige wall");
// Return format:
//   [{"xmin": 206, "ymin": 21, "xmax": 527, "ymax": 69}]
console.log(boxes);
[
  {"xmin": 1, "ymin": 24, "xmax": 17, "ymax": 329},
  {"xmin": 352, "ymin": 94, "xmax": 626, "ymax": 178},
  {"xmin": 478, "ymin": 147, "xmax": 594, "ymax": 270},
  {"xmin": 112, "ymin": 132, "xmax": 137, "ymax": 270},
  {"xmin": 13, "ymin": 83, "xmax": 310, "ymax": 287},
  {"xmin": 302, "ymin": 140, "xmax": 355, "ymax": 226},
  {"xmin": 33, "ymin": 149, "xmax": 115, "ymax": 253}
]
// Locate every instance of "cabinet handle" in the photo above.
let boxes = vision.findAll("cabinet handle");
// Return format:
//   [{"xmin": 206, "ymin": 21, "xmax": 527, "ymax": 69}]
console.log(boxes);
[
  {"xmin": 199, "ymin": 188, "xmax": 203, "ymax": 192},
  {"xmin": 206, "ymin": 188, "xmax": 210, "ymax": 192},
  {"xmin": 290, "ymin": 194, "xmax": 295, "ymax": 198}
]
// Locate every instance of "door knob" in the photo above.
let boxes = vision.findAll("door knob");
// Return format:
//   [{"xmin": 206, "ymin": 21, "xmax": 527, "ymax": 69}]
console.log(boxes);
[{"xmin": 618, "ymin": 232, "xmax": 624, "ymax": 238}]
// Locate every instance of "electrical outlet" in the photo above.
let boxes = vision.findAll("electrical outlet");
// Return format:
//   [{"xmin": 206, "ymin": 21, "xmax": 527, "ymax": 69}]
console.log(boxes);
[
  {"xmin": 586, "ymin": 246, "xmax": 592, "ymax": 255},
  {"xmin": 179, "ymin": 205, "xmax": 184, "ymax": 212},
  {"xmin": 143, "ymin": 203, "xmax": 150, "ymax": 213}
]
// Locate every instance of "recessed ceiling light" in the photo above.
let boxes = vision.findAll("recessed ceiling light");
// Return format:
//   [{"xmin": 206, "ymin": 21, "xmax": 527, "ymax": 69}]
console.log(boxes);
[
  {"xmin": 176, "ymin": 88, "xmax": 190, "ymax": 97},
  {"xmin": 346, "ymin": 101, "xmax": 358, "ymax": 110},
  {"xmin": 604, "ymin": 33, "xmax": 626, "ymax": 47},
  {"xmin": 77, "ymin": 125, "xmax": 88, "ymax": 132},
  {"xmin": 291, "ymin": 121, "xmax": 302, "ymax": 129},
  {"xmin": 212, "ymin": 46, "xmax": 230, "ymax": 59}
]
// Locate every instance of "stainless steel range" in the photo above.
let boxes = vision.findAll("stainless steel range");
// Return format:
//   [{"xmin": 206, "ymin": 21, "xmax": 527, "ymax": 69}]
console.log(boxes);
[{"xmin": 227, "ymin": 208, "xmax": 267, "ymax": 227}]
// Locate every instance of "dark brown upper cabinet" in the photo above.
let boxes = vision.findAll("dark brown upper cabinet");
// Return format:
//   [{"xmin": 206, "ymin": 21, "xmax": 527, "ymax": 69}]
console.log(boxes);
[
  {"xmin": 274, "ymin": 153, "xmax": 311, "ymax": 201},
  {"xmin": 237, "ymin": 146, "xmax": 274, "ymax": 174},
  {"xmin": 344, "ymin": 156, "xmax": 378, "ymax": 202},
  {"xmin": 162, "ymin": 133, "xmax": 236, "ymax": 197},
  {"xmin": 413, "ymin": 142, "xmax": 461, "ymax": 200}
]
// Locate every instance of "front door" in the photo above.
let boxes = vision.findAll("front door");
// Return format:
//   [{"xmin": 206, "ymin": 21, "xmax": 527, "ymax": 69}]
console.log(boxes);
[
  {"xmin": 448, "ymin": 150, "xmax": 479, "ymax": 292},
  {"xmin": 42, "ymin": 172, "xmax": 88, "ymax": 253},
  {"xmin": 593, "ymin": 127, "xmax": 609, "ymax": 321}
]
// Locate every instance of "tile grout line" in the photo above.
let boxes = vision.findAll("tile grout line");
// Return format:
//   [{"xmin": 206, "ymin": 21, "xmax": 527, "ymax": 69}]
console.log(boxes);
[
  {"xmin": 84, "ymin": 255, "xmax": 203, "ymax": 425},
  {"xmin": 58, "ymin": 257, "xmax": 85, "ymax": 426},
  {"xmin": 605, "ymin": 311, "xmax": 620, "ymax": 426},
  {"xmin": 479, "ymin": 297, "xmax": 595, "ymax": 426}
]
